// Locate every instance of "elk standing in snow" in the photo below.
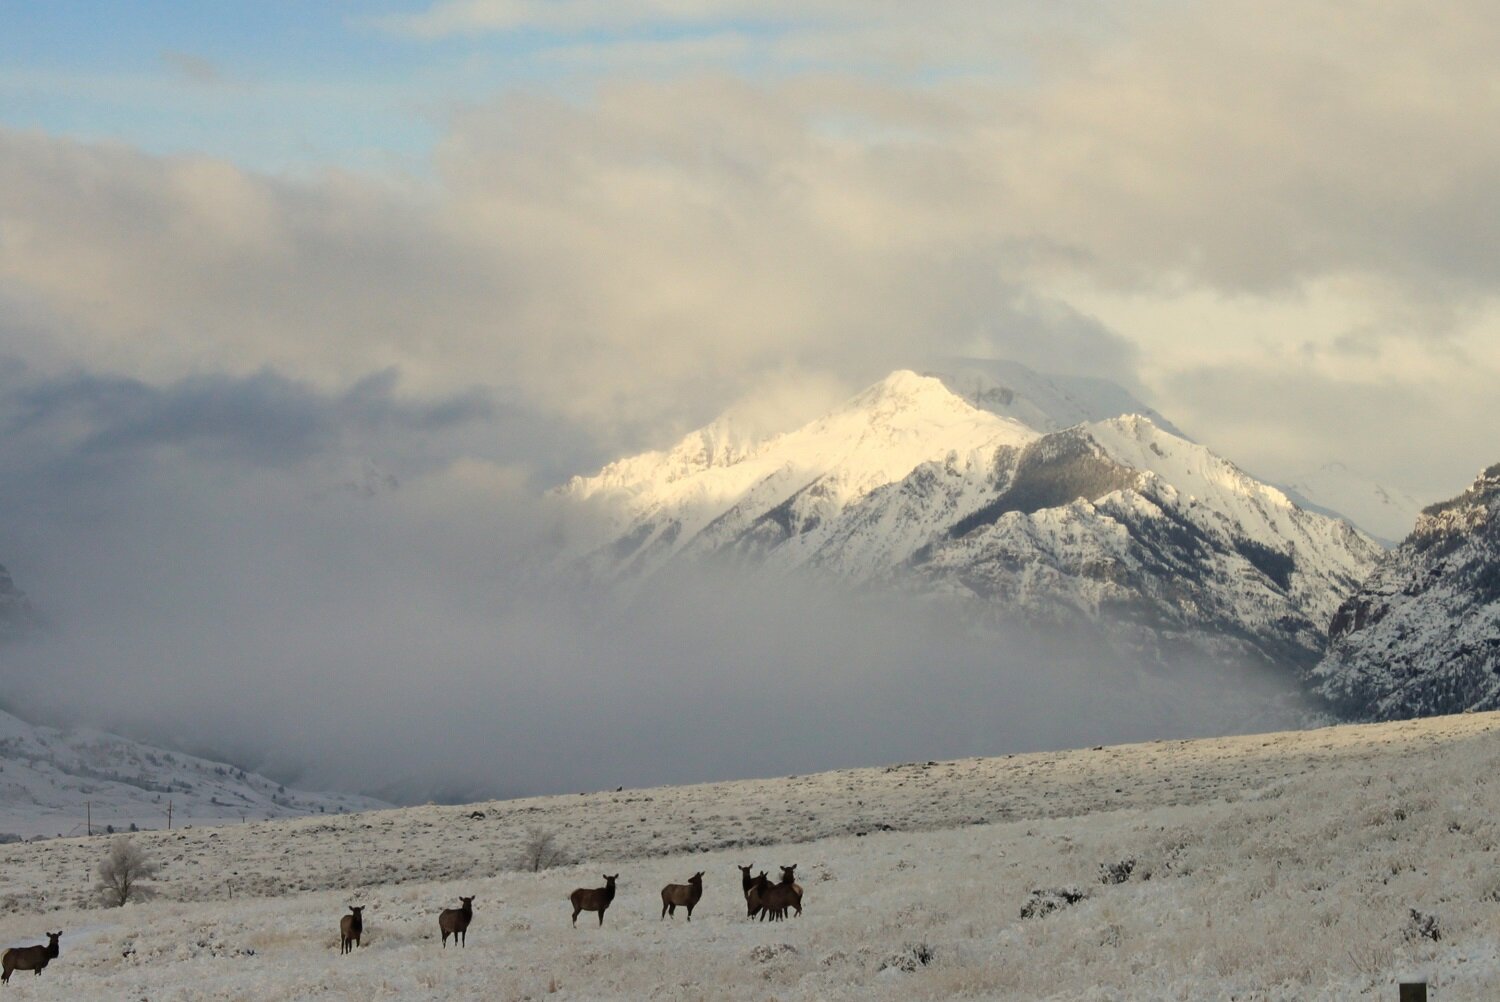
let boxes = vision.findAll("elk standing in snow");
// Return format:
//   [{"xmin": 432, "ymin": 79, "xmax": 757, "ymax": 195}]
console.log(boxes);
[
  {"xmin": 439, "ymin": 896, "xmax": 474, "ymax": 948},
  {"xmin": 339, "ymin": 906, "xmax": 364, "ymax": 954},
  {"xmin": 660, "ymin": 872, "xmax": 704, "ymax": 920},
  {"xmin": 1, "ymin": 931, "xmax": 60, "ymax": 983},
  {"xmin": 569, "ymin": 874, "xmax": 618, "ymax": 927},
  {"xmin": 749, "ymin": 865, "xmax": 802, "ymax": 921}
]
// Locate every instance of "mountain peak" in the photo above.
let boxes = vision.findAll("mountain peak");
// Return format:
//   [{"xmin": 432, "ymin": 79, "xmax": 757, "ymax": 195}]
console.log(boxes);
[
  {"xmin": 927, "ymin": 358, "xmax": 1188, "ymax": 439},
  {"xmin": 561, "ymin": 366, "xmax": 1382, "ymax": 671}
]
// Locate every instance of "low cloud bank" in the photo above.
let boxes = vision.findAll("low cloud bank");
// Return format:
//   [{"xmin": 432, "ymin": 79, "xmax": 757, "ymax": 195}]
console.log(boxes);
[{"xmin": 0, "ymin": 363, "xmax": 1306, "ymax": 803}]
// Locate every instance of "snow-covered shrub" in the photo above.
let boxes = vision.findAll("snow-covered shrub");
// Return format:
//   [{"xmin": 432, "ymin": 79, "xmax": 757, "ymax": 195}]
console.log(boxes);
[
  {"xmin": 95, "ymin": 834, "xmax": 160, "ymax": 907},
  {"xmin": 1405, "ymin": 908, "xmax": 1441, "ymax": 942},
  {"xmin": 1020, "ymin": 887, "xmax": 1087, "ymax": 919},
  {"xmin": 878, "ymin": 942, "xmax": 936, "ymax": 973},
  {"xmin": 512, "ymin": 826, "xmax": 570, "ymax": 872}
]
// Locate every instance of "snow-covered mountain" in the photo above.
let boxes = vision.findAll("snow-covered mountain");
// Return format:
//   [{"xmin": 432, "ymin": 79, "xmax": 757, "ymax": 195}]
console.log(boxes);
[
  {"xmin": 1311, "ymin": 462, "xmax": 1500, "ymax": 719},
  {"xmin": 931, "ymin": 357, "xmax": 1188, "ymax": 438},
  {"xmin": 562, "ymin": 368, "xmax": 1382, "ymax": 668},
  {"xmin": 0, "ymin": 705, "xmax": 390, "ymax": 839},
  {"xmin": 1278, "ymin": 462, "xmax": 1426, "ymax": 546}
]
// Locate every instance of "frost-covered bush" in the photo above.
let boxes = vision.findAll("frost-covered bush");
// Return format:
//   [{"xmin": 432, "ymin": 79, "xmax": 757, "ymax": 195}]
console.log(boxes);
[
  {"xmin": 1405, "ymin": 908, "xmax": 1441, "ymax": 942},
  {"xmin": 95, "ymin": 834, "xmax": 161, "ymax": 907},
  {"xmin": 1099, "ymin": 858, "xmax": 1135, "ymax": 884},
  {"xmin": 1019, "ymin": 887, "xmax": 1087, "ymax": 919},
  {"xmin": 747, "ymin": 943, "xmax": 799, "ymax": 963},
  {"xmin": 512, "ymin": 826, "xmax": 570, "ymax": 872},
  {"xmin": 878, "ymin": 942, "xmax": 936, "ymax": 973}
]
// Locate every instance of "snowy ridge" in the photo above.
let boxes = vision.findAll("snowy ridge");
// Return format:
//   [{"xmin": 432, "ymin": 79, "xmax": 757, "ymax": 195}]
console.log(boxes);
[
  {"xmin": 4, "ymin": 712, "xmax": 1500, "ymax": 997},
  {"xmin": 1279, "ymin": 462, "xmax": 1426, "ymax": 545},
  {"xmin": 1311, "ymin": 462, "xmax": 1500, "ymax": 718},
  {"xmin": 931, "ymin": 357, "xmax": 1188, "ymax": 438},
  {"xmin": 563, "ymin": 368, "xmax": 1382, "ymax": 667},
  {"xmin": 0, "ymin": 706, "xmax": 389, "ymax": 839},
  {"xmin": 563, "ymin": 371, "xmax": 1038, "ymax": 581}
]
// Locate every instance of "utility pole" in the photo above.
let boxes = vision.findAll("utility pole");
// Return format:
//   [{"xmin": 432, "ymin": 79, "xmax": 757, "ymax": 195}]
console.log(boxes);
[
  {"xmin": 166, "ymin": 799, "xmax": 173, "ymax": 831},
  {"xmin": 86, "ymin": 801, "xmax": 92, "ymax": 836}
]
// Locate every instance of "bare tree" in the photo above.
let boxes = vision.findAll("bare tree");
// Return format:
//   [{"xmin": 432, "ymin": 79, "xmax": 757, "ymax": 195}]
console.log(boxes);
[
  {"xmin": 513, "ymin": 826, "xmax": 570, "ymax": 872},
  {"xmin": 95, "ymin": 835, "xmax": 160, "ymax": 907}
]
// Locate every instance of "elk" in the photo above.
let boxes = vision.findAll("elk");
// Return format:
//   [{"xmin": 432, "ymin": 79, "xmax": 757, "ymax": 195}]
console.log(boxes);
[
  {"xmin": 778, "ymin": 864, "xmax": 804, "ymax": 918},
  {"xmin": 1, "ymin": 931, "xmax": 61, "ymax": 983},
  {"xmin": 439, "ymin": 896, "xmax": 474, "ymax": 948},
  {"xmin": 570, "ymin": 874, "xmax": 618, "ymax": 927},
  {"xmin": 737, "ymin": 863, "xmax": 756, "ymax": 900},
  {"xmin": 739, "ymin": 864, "xmax": 772, "ymax": 917},
  {"xmin": 339, "ymin": 906, "xmax": 364, "ymax": 954},
  {"xmin": 745, "ymin": 871, "xmax": 774, "ymax": 919},
  {"xmin": 660, "ymin": 872, "xmax": 704, "ymax": 921},
  {"xmin": 749, "ymin": 865, "xmax": 802, "ymax": 921}
]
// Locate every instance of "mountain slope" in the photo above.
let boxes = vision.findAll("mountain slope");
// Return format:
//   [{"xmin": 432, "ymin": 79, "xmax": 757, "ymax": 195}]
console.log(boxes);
[
  {"xmin": 902, "ymin": 416, "xmax": 1378, "ymax": 665},
  {"xmin": 932, "ymin": 357, "xmax": 1188, "ymax": 438},
  {"xmin": 1278, "ymin": 462, "xmax": 1426, "ymax": 545},
  {"xmin": 562, "ymin": 369, "xmax": 1382, "ymax": 668},
  {"xmin": 1311, "ymin": 462, "xmax": 1500, "ymax": 719},
  {"xmin": 0, "ymin": 705, "xmax": 390, "ymax": 838},
  {"xmin": 564, "ymin": 370, "xmax": 1040, "ymax": 582}
]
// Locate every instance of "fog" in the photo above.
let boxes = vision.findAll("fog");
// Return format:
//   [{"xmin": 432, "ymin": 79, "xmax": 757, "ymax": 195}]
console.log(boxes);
[{"xmin": 0, "ymin": 362, "xmax": 1309, "ymax": 804}]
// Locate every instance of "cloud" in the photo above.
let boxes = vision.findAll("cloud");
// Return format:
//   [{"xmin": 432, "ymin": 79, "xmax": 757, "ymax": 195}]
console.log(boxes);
[
  {"xmin": 160, "ymin": 51, "xmax": 228, "ymax": 88},
  {"xmin": 12, "ymin": 0, "xmax": 1500, "ymax": 494},
  {"xmin": 0, "ymin": 364, "xmax": 496, "ymax": 472},
  {"xmin": 5, "ymin": 4, "xmax": 1500, "ymax": 808}
]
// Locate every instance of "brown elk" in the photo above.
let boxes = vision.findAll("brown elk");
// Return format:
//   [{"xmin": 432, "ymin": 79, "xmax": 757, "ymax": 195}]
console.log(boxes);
[
  {"xmin": 660, "ymin": 872, "xmax": 704, "ymax": 920},
  {"xmin": 1, "ymin": 931, "xmax": 61, "ymax": 983},
  {"xmin": 745, "ymin": 871, "xmax": 774, "ymax": 919},
  {"xmin": 749, "ymin": 865, "xmax": 802, "ymax": 921},
  {"xmin": 339, "ymin": 906, "xmax": 364, "ymax": 954},
  {"xmin": 737, "ymin": 863, "xmax": 764, "ymax": 916},
  {"xmin": 777, "ymin": 864, "xmax": 804, "ymax": 918},
  {"xmin": 569, "ymin": 874, "xmax": 618, "ymax": 927},
  {"xmin": 439, "ymin": 896, "xmax": 474, "ymax": 948},
  {"xmin": 737, "ymin": 863, "xmax": 756, "ymax": 900}
]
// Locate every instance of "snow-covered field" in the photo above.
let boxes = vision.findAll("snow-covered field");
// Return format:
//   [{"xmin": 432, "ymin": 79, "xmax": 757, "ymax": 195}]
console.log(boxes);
[{"xmin": 3, "ymin": 711, "xmax": 1499, "ymax": 999}]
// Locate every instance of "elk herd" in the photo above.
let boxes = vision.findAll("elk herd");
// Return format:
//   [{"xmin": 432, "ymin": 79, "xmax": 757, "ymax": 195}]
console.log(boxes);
[
  {"xmin": 0, "ymin": 862, "xmax": 807, "ymax": 983},
  {"xmin": 335, "ymin": 862, "xmax": 804, "ymax": 955}
]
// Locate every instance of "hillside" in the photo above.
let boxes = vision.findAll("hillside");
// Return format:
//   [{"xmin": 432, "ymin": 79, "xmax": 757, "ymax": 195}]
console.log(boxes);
[
  {"xmin": 0, "ymin": 707, "xmax": 388, "ymax": 839},
  {"xmin": 1, "ymin": 712, "xmax": 1498, "ymax": 997},
  {"xmin": 1313, "ymin": 462, "xmax": 1500, "ymax": 718}
]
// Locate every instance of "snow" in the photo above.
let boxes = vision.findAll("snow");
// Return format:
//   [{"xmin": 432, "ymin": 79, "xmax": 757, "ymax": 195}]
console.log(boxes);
[
  {"xmin": 1280, "ymin": 462, "xmax": 1427, "ymax": 545},
  {"xmin": 930, "ymin": 358, "xmax": 1189, "ymax": 439},
  {"xmin": 0, "ymin": 708, "xmax": 389, "ymax": 840},
  {"xmin": 561, "ymin": 370, "xmax": 1037, "ymax": 579},
  {"xmin": 558, "ymin": 369, "xmax": 1382, "ymax": 667},
  {"xmin": 3, "ymin": 712, "xmax": 1500, "ymax": 997},
  {"xmin": 1312, "ymin": 463, "xmax": 1500, "ymax": 719}
]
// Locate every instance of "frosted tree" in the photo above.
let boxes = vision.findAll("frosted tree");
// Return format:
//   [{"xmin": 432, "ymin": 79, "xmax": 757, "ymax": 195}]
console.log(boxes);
[
  {"xmin": 95, "ymin": 835, "xmax": 161, "ymax": 907},
  {"xmin": 513, "ymin": 826, "xmax": 570, "ymax": 872}
]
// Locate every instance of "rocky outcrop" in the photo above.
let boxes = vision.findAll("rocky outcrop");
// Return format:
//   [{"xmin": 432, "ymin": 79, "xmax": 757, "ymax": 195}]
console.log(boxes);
[{"xmin": 1311, "ymin": 464, "xmax": 1500, "ymax": 719}]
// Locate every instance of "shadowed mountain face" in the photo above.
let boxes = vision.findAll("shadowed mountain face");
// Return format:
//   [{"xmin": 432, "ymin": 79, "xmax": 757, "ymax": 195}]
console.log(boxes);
[
  {"xmin": 0, "ymin": 562, "xmax": 34, "ymax": 642},
  {"xmin": 1312, "ymin": 463, "xmax": 1500, "ymax": 719},
  {"xmin": 562, "ymin": 369, "xmax": 1382, "ymax": 671}
]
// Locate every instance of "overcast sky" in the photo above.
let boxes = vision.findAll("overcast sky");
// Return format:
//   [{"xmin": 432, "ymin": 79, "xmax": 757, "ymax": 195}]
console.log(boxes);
[{"xmin": 1, "ymin": 1, "xmax": 1496, "ymax": 799}]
